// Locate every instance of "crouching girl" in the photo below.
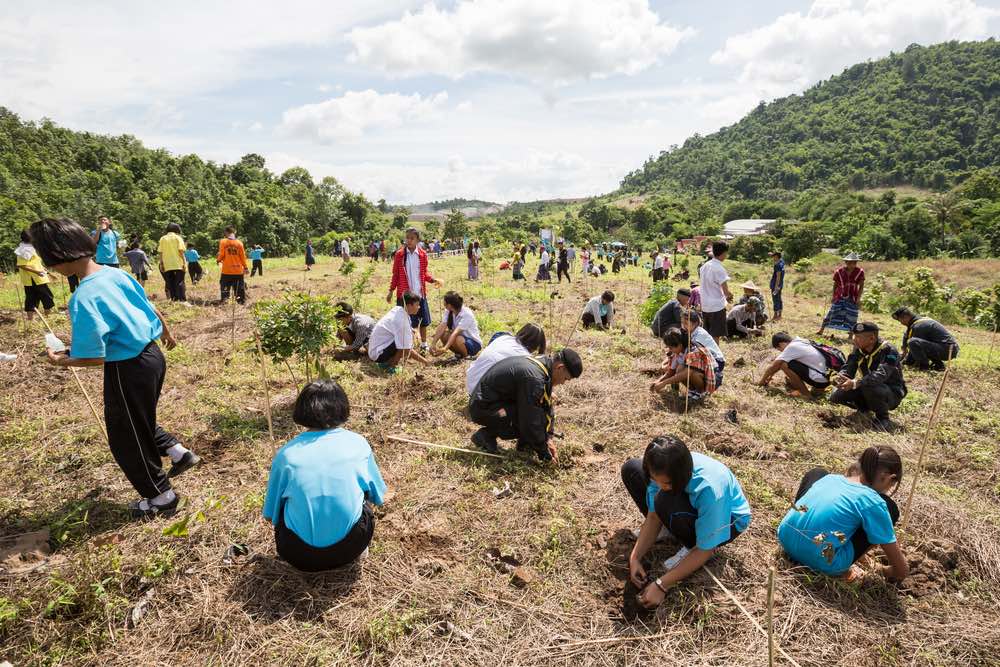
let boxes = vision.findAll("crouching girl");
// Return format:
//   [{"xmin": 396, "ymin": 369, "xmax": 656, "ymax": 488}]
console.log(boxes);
[
  {"xmin": 778, "ymin": 446, "xmax": 907, "ymax": 582},
  {"xmin": 621, "ymin": 436, "xmax": 752, "ymax": 608},
  {"xmin": 263, "ymin": 380, "xmax": 387, "ymax": 571}
]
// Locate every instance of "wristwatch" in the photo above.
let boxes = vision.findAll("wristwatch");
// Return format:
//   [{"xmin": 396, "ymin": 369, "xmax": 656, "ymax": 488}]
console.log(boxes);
[{"xmin": 654, "ymin": 578, "xmax": 668, "ymax": 594}]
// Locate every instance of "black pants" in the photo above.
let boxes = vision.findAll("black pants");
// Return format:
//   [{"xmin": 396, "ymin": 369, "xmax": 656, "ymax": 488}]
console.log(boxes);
[
  {"xmin": 557, "ymin": 263, "xmax": 571, "ymax": 282},
  {"xmin": 652, "ymin": 268, "xmax": 663, "ymax": 282},
  {"xmin": 829, "ymin": 383, "xmax": 902, "ymax": 420},
  {"xmin": 786, "ymin": 360, "xmax": 830, "ymax": 389},
  {"xmin": 68, "ymin": 274, "xmax": 79, "ymax": 293},
  {"xmin": 582, "ymin": 312, "xmax": 608, "ymax": 329},
  {"xmin": 220, "ymin": 274, "xmax": 246, "ymax": 304},
  {"xmin": 24, "ymin": 284, "xmax": 55, "ymax": 312},
  {"xmin": 905, "ymin": 338, "xmax": 957, "ymax": 366},
  {"xmin": 621, "ymin": 458, "xmax": 739, "ymax": 550},
  {"xmin": 104, "ymin": 343, "xmax": 180, "ymax": 498},
  {"xmin": 251, "ymin": 259, "xmax": 263, "ymax": 277},
  {"xmin": 188, "ymin": 262, "xmax": 203, "ymax": 284},
  {"xmin": 275, "ymin": 503, "xmax": 374, "ymax": 572},
  {"xmin": 725, "ymin": 319, "xmax": 749, "ymax": 339},
  {"xmin": 469, "ymin": 399, "xmax": 546, "ymax": 457},
  {"xmin": 795, "ymin": 468, "xmax": 899, "ymax": 564},
  {"xmin": 164, "ymin": 269, "xmax": 186, "ymax": 301}
]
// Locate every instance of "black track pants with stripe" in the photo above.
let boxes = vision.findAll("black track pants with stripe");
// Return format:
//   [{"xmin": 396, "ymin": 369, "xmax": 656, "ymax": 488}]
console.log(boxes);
[{"xmin": 103, "ymin": 343, "xmax": 179, "ymax": 498}]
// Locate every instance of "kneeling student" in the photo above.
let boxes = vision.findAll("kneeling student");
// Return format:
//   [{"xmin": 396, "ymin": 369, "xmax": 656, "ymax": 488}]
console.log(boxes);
[
  {"xmin": 622, "ymin": 435, "xmax": 751, "ymax": 608},
  {"xmin": 725, "ymin": 297, "xmax": 764, "ymax": 338},
  {"xmin": 778, "ymin": 446, "xmax": 907, "ymax": 583},
  {"xmin": 892, "ymin": 307, "xmax": 959, "ymax": 371},
  {"xmin": 263, "ymin": 380, "xmax": 386, "ymax": 571},
  {"xmin": 681, "ymin": 311, "xmax": 725, "ymax": 388},
  {"xmin": 466, "ymin": 323, "xmax": 546, "ymax": 395},
  {"xmin": 650, "ymin": 328, "xmax": 717, "ymax": 402},
  {"xmin": 367, "ymin": 291, "xmax": 431, "ymax": 372},
  {"xmin": 582, "ymin": 291, "xmax": 615, "ymax": 330},
  {"xmin": 333, "ymin": 301, "xmax": 376, "ymax": 360},
  {"xmin": 429, "ymin": 291, "xmax": 483, "ymax": 359},
  {"xmin": 757, "ymin": 332, "xmax": 832, "ymax": 398}
]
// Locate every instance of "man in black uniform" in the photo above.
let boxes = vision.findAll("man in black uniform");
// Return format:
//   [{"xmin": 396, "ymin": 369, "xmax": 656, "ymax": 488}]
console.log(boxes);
[
  {"xmin": 650, "ymin": 288, "xmax": 691, "ymax": 338},
  {"xmin": 830, "ymin": 322, "xmax": 907, "ymax": 430},
  {"xmin": 556, "ymin": 242, "xmax": 571, "ymax": 283},
  {"xmin": 469, "ymin": 349, "xmax": 583, "ymax": 461},
  {"xmin": 891, "ymin": 307, "xmax": 959, "ymax": 371}
]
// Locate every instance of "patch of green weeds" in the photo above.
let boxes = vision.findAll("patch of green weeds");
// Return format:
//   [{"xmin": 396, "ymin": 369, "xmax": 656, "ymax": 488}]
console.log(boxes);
[{"xmin": 142, "ymin": 547, "xmax": 176, "ymax": 580}]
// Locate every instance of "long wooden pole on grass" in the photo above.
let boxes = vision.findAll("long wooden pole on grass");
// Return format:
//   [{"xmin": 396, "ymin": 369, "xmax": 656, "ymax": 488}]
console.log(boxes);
[
  {"xmin": 987, "ymin": 320, "xmax": 998, "ymax": 368},
  {"xmin": 766, "ymin": 566, "xmax": 777, "ymax": 667},
  {"xmin": 34, "ymin": 308, "xmax": 109, "ymax": 444},
  {"xmin": 254, "ymin": 329, "xmax": 275, "ymax": 444},
  {"xmin": 387, "ymin": 435, "xmax": 505, "ymax": 459},
  {"xmin": 901, "ymin": 347, "xmax": 953, "ymax": 531}
]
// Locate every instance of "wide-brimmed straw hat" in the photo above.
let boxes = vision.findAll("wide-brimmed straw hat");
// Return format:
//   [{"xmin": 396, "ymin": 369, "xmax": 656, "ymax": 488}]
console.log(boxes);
[
  {"xmin": 740, "ymin": 280, "xmax": 759, "ymax": 291},
  {"xmin": 842, "ymin": 252, "xmax": 861, "ymax": 261}
]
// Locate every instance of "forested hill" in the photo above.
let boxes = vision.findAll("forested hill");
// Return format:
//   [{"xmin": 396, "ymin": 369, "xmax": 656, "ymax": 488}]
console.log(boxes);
[{"xmin": 620, "ymin": 40, "xmax": 1000, "ymax": 199}]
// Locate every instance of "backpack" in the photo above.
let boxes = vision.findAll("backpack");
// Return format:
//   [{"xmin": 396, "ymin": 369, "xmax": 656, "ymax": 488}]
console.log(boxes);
[{"xmin": 808, "ymin": 340, "xmax": 847, "ymax": 374}]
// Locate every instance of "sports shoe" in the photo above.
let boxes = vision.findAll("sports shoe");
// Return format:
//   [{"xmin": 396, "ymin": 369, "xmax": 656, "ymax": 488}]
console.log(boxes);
[
  {"xmin": 167, "ymin": 451, "xmax": 201, "ymax": 478},
  {"xmin": 129, "ymin": 494, "xmax": 180, "ymax": 519},
  {"xmin": 663, "ymin": 546, "xmax": 691, "ymax": 571},
  {"xmin": 471, "ymin": 428, "xmax": 499, "ymax": 454}
]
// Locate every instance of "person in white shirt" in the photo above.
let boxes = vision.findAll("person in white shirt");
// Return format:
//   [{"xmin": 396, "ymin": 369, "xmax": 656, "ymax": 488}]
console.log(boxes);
[
  {"xmin": 341, "ymin": 238, "xmax": 351, "ymax": 261},
  {"xmin": 725, "ymin": 298, "xmax": 764, "ymax": 339},
  {"xmin": 582, "ymin": 291, "xmax": 616, "ymax": 330},
  {"xmin": 757, "ymin": 332, "xmax": 832, "ymax": 399},
  {"xmin": 429, "ymin": 291, "xmax": 484, "ymax": 359},
  {"xmin": 535, "ymin": 248, "xmax": 552, "ymax": 282},
  {"xmin": 681, "ymin": 311, "xmax": 726, "ymax": 387},
  {"xmin": 367, "ymin": 292, "xmax": 431, "ymax": 371},
  {"xmin": 698, "ymin": 241, "xmax": 733, "ymax": 341},
  {"xmin": 653, "ymin": 252, "xmax": 664, "ymax": 282},
  {"xmin": 465, "ymin": 323, "xmax": 547, "ymax": 395}
]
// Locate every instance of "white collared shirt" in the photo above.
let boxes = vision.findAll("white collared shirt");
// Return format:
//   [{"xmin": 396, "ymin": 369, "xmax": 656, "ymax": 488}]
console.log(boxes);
[
  {"xmin": 442, "ymin": 306, "xmax": 482, "ymax": 345},
  {"xmin": 404, "ymin": 247, "xmax": 423, "ymax": 298},
  {"xmin": 368, "ymin": 307, "xmax": 414, "ymax": 360}
]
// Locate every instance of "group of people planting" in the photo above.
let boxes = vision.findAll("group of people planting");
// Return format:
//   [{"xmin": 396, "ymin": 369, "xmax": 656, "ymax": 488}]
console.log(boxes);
[{"xmin": 14, "ymin": 220, "xmax": 963, "ymax": 612}]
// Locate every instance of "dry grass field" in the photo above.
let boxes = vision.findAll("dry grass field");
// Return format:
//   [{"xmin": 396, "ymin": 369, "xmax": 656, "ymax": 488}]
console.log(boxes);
[{"xmin": 1, "ymin": 252, "xmax": 999, "ymax": 666}]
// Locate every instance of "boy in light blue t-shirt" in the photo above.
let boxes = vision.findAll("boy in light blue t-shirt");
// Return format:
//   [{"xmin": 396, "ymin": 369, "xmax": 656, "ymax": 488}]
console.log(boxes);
[{"xmin": 184, "ymin": 247, "xmax": 203, "ymax": 284}]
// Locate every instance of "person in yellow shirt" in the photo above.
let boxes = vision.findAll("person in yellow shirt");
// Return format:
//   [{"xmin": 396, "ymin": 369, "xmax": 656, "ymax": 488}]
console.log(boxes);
[
  {"xmin": 15, "ymin": 229, "xmax": 55, "ymax": 321},
  {"xmin": 216, "ymin": 225, "xmax": 249, "ymax": 304},
  {"xmin": 157, "ymin": 223, "xmax": 187, "ymax": 302}
]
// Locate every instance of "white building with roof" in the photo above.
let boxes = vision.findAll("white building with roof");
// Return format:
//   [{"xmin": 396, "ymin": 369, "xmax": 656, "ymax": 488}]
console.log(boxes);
[{"xmin": 722, "ymin": 219, "xmax": 777, "ymax": 237}]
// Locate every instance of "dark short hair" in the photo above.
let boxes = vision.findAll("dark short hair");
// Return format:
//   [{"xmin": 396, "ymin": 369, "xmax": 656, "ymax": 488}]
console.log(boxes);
[
  {"xmin": 555, "ymin": 348, "xmax": 583, "ymax": 378},
  {"xmin": 443, "ymin": 291, "xmax": 463, "ymax": 310},
  {"xmin": 677, "ymin": 288, "xmax": 691, "ymax": 297},
  {"xmin": 662, "ymin": 327, "xmax": 688, "ymax": 349},
  {"xmin": 643, "ymin": 435, "xmax": 693, "ymax": 494},
  {"xmin": 892, "ymin": 307, "xmax": 914, "ymax": 320},
  {"xmin": 771, "ymin": 332, "xmax": 793, "ymax": 348},
  {"xmin": 601, "ymin": 290, "xmax": 615, "ymax": 302},
  {"xmin": 515, "ymin": 323, "xmax": 546, "ymax": 354},
  {"xmin": 711, "ymin": 241, "xmax": 729, "ymax": 257},
  {"xmin": 292, "ymin": 379, "xmax": 350, "ymax": 429},
  {"xmin": 166, "ymin": 223, "xmax": 181, "ymax": 234},
  {"xmin": 20, "ymin": 229, "xmax": 30, "ymax": 243},
  {"xmin": 334, "ymin": 301, "xmax": 354, "ymax": 318},
  {"xmin": 402, "ymin": 290, "xmax": 421, "ymax": 305},
  {"xmin": 682, "ymin": 310, "xmax": 701, "ymax": 324},
  {"xmin": 406, "ymin": 227, "xmax": 420, "ymax": 239},
  {"xmin": 769, "ymin": 250, "xmax": 782, "ymax": 257},
  {"xmin": 29, "ymin": 218, "xmax": 97, "ymax": 266},
  {"xmin": 224, "ymin": 226, "xmax": 236, "ymax": 235}
]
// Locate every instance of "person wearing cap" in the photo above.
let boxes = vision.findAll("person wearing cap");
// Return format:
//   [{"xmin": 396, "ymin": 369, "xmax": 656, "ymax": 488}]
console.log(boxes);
[
  {"xmin": 817, "ymin": 253, "xmax": 865, "ymax": 337},
  {"xmin": 769, "ymin": 251, "xmax": 785, "ymax": 322},
  {"xmin": 756, "ymin": 332, "xmax": 831, "ymax": 399},
  {"xmin": 582, "ymin": 291, "xmax": 616, "ymax": 330},
  {"xmin": 830, "ymin": 322, "xmax": 907, "ymax": 430},
  {"xmin": 468, "ymin": 349, "xmax": 583, "ymax": 461},
  {"xmin": 891, "ymin": 307, "xmax": 959, "ymax": 371},
  {"xmin": 725, "ymin": 297, "xmax": 764, "ymax": 339},
  {"xmin": 736, "ymin": 280, "xmax": 768, "ymax": 327},
  {"xmin": 651, "ymin": 288, "xmax": 691, "ymax": 338}
]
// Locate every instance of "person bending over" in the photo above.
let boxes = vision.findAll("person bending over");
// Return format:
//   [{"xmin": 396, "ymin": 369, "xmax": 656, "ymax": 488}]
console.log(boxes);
[
  {"xmin": 778, "ymin": 446, "xmax": 907, "ymax": 583},
  {"xmin": 681, "ymin": 311, "xmax": 725, "ymax": 388},
  {"xmin": 429, "ymin": 291, "xmax": 483, "ymax": 359},
  {"xmin": 466, "ymin": 323, "xmax": 546, "ymax": 395},
  {"xmin": 333, "ymin": 302, "xmax": 376, "ymax": 360},
  {"xmin": 263, "ymin": 380, "xmax": 386, "ymax": 572},
  {"xmin": 367, "ymin": 291, "xmax": 431, "ymax": 372},
  {"xmin": 468, "ymin": 348, "xmax": 583, "ymax": 461},
  {"xmin": 725, "ymin": 297, "xmax": 764, "ymax": 339},
  {"xmin": 582, "ymin": 291, "xmax": 615, "ymax": 330},
  {"xmin": 622, "ymin": 435, "xmax": 752, "ymax": 608},
  {"xmin": 830, "ymin": 322, "xmax": 907, "ymax": 431},
  {"xmin": 892, "ymin": 307, "xmax": 959, "ymax": 371},
  {"xmin": 650, "ymin": 328, "xmax": 717, "ymax": 403},
  {"xmin": 650, "ymin": 288, "xmax": 690, "ymax": 339},
  {"xmin": 757, "ymin": 332, "xmax": 832, "ymax": 399}
]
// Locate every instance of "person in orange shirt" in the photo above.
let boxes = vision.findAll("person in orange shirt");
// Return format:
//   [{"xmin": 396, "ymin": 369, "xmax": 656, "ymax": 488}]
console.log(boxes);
[{"xmin": 217, "ymin": 226, "xmax": 249, "ymax": 304}]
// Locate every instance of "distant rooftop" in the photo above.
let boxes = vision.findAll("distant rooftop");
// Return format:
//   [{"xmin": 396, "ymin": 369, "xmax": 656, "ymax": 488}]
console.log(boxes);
[{"xmin": 723, "ymin": 219, "xmax": 777, "ymax": 236}]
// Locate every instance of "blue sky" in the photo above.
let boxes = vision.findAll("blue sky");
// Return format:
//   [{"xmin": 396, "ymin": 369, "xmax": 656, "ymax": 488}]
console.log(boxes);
[{"xmin": 2, "ymin": 0, "xmax": 998, "ymax": 203}]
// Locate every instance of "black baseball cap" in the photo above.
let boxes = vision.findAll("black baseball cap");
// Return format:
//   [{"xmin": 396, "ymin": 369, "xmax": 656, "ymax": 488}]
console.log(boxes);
[{"xmin": 853, "ymin": 321, "xmax": 879, "ymax": 334}]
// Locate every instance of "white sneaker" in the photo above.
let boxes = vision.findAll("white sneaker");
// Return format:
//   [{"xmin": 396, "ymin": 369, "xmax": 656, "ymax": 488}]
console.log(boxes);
[
  {"xmin": 631, "ymin": 526, "xmax": 673, "ymax": 542},
  {"xmin": 0, "ymin": 353, "xmax": 16, "ymax": 362},
  {"xmin": 663, "ymin": 546, "xmax": 691, "ymax": 571}
]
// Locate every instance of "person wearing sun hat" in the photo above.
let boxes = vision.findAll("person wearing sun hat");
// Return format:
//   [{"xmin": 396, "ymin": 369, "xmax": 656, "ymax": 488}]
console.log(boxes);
[
  {"xmin": 736, "ymin": 279, "xmax": 768, "ymax": 326},
  {"xmin": 817, "ymin": 252, "xmax": 865, "ymax": 337}
]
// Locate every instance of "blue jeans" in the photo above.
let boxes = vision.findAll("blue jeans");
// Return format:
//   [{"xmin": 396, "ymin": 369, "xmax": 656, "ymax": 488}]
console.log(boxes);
[{"xmin": 772, "ymin": 290, "xmax": 783, "ymax": 313}]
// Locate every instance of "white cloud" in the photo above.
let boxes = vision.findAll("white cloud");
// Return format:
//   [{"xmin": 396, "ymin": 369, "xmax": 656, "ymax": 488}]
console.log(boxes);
[
  {"xmin": 346, "ymin": 0, "xmax": 695, "ymax": 85},
  {"xmin": 278, "ymin": 90, "xmax": 449, "ymax": 143},
  {"xmin": 711, "ymin": 0, "xmax": 1000, "ymax": 97}
]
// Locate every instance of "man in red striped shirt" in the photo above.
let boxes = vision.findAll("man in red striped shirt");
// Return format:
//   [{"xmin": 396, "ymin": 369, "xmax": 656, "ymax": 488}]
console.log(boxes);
[{"xmin": 386, "ymin": 228, "xmax": 443, "ymax": 348}]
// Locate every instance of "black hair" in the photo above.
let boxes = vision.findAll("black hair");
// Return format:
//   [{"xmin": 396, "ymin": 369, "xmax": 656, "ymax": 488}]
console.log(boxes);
[
  {"xmin": 292, "ymin": 380, "xmax": 350, "ymax": 430},
  {"xmin": 29, "ymin": 218, "xmax": 97, "ymax": 266},
  {"xmin": 224, "ymin": 226, "xmax": 236, "ymax": 235},
  {"xmin": 334, "ymin": 301, "xmax": 354, "ymax": 318},
  {"xmin": 771, "ymin": 332, "xmax": 793, "ymax": 348},
  {"xmin": 677, "ymin": 287, "xmax": 691, "ymax": 297},
  {"xmin": 601, "ymin": 290, "xmax": 615, "ymax": 302},
  {"xmin": 662, "ymin": 327, "xmax": 688, "ymax": 349},
  {"xmin": 892, "ymin": 307, "xmax": 915, "ymax": 320},
  {"xmin": 444, "ymin": 291, "xmax": 463, "ymax": 310},
  {"xmin": 682, "ymin": 310, "xmax": 701, "ymax": 324},
  {"xmin": 711, "ymin": 240, "xmax": 729, "ymax": 257},
  {"xmin": 406, "ymin": 227, "xmax": 420, "ymax": 239},
  {"xmin": 166, "ymin": 223, "xmax": 181, "ymax": 234},
  {"xmin": 515, "ymin": 323, "xmax": 546, "ymax": 354},
  {"xmin": 20, "ymin": 229, "xmax": 30, "ymax": 243},
  {"xmin": 770, "ymin": 250, "xmax": 782, "ymax": 258},
  {"xmin": 555, "ymin": 347, "xmax": 583, "ymax": 378},
  {"xmin": 402, "ymin": 290, "xmax": 421, "ymax": 305},
  {"xmin": 857, "ymin": 446, "xmax": 903, "ymax": 494},
  {"xmin": 467, "ymin": 243, "xmax": 475, "ymax": 259},
  {"xmin": 643, "ymin": 435, "xmax": 693, "ymax": 494}
]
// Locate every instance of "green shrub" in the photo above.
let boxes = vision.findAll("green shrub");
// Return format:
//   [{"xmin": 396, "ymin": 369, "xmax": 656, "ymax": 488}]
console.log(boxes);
[
  {"xmin": 254, "ymin": 292, "xmax": 338, "ymax": 382},
  {"xmin": 860, "ymin": 273, "xmax": 888, "ymax": 313},
  {"xmin": 639, "ymin": 282, "xmax": 676, "ymax": 327},
  {"xmin": 885, "ymin": 268, "xmax": 961, "ymax": 324}
]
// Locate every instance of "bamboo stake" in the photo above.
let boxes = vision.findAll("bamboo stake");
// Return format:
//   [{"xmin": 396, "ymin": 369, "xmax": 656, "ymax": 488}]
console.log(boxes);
[
  {"xmin": 34, "ymin": 308, "xmax": 109, "ymax": 444},
  {"xmin": 386, "ymin": 435, "xmax": 505, "ymax": 459},
  {"xmin": 702, "ymin": 565, "xmax": 802, "ymax": 667},
  {"xmin": 901, "ymin": 347, "xmax": 954, "ymax": 531},
  {"xmin": 254, "ymin": 329, "xmax": 275, "ymax": 445},
  {"xmin": 767, "ymin": 566, "xmax": 777, "ymax": 667},
  {"xmin": 987, "ymin": 319, "xmax": 998, "ymax": 368},
  {"xmin": 13, "ymin": 276, "xmax": 26, "ymax": 334}
]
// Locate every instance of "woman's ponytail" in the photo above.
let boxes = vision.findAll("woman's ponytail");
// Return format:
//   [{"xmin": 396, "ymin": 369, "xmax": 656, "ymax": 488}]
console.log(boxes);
[{"xmin": 856, "ymin": 446, "xmax": 903, "ymax": 494}]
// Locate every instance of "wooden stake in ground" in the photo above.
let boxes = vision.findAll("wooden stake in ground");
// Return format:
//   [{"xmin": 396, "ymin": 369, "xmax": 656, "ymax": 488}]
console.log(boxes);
[
  {"xmin": 987, "ymin": 319, "xmax": 998, "ymax": 368},
  {"xmin": 34, "ymin": 308, "xmax": 109, "ymax": 444},
  {"xmin": 254, "ymin": 329, "xmax": 275, "ymax": 444},
  {"xmin": 387, "ymin": 435, "xmax": 505, "ymax": 459},
  {"xmin": 901, "ymin": 347, "xmax": 954, "ymax": 531},
  {"xmin": 230, "ymin": 293, "xmax": 237, "ymax": 354},
  {"xmin": 767, "ymin": 566, "xmax": 777, "ymax": 667}
]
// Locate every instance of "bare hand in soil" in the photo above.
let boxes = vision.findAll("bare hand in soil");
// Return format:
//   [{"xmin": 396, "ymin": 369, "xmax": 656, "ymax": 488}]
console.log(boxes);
[
  {"xmin": 638, "ymin": 581, "xmax": 666, "ymax": 608},
  {"xmin": 629, "ymin": 558, "xmax": 646, "ymax": 587}
]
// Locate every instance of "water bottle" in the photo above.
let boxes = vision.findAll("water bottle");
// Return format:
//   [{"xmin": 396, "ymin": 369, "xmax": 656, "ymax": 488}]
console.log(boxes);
[{"xmin": 45, "ymin": 333, "xmax": 67, "ymax": 353}]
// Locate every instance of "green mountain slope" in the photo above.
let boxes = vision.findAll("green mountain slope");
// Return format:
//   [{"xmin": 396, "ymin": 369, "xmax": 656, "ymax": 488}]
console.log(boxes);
[{"xmin": 620, "ymin": 40, "xmax": 1000, "ymax": 199}]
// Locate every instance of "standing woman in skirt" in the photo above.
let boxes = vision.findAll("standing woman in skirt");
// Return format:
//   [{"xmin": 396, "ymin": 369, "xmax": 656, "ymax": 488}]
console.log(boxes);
[
  {"xmin": 305, "ymin": 239, "xmax": 316, "ymax": 271},
  {"xmin": 817, "ymin": 253, "xmax": 865, "ymax": 337},
  {"xmin": 467, "ymin": 241, "xmax": 479, "ymax": 280},
  {"xmin": 31, "ymin": 218, "xmax": 200, "ymax": 518}
]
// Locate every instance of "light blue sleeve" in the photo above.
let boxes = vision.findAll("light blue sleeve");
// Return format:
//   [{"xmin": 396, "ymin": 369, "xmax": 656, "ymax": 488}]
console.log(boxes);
[
  {"xmin": 645, "ymin": 482, "xmax": 659, "ymax": 515},
  {"xmin": 859, "ymin": 497, "xmax": 896, "ymax": 545},
  {"xmin": 693, "ymin": 488, "xmax": 732, "ymax": 550},
  {"xmin": 363, "ymin": 451, "xmax": 388, "ymax": 506},
  {"xmin": 262, "ymin": 451, "xmax": 287, "ymax": 524},
  {"xmin": 69, "ymin": 299, "xmax": 111, "ymax": 359}
]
